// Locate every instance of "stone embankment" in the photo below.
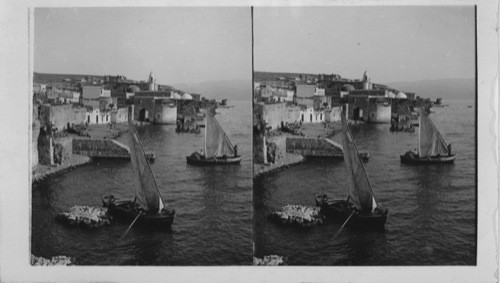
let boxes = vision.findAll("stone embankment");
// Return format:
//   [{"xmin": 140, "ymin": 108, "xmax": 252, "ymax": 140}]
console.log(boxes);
[
  {"xmin": 253, "ymin": 153, "xmax": 304, "ymax": 178},
  {"xmin": 73, "ymin": 138, "xmax": 130, "ymax": 159},
  {"xmin": 269, "ymin": 205, "xmax": 324, "ymax": 227},
  {"xmin": 253, "ymin": 255, "xmax": 287, "ymax": 266},
  {"xmin": 32, "ymin": 154, "xmax": 91, "ymax": 183},
  {"xmin": 286, "ymin": 137, "xmax": 344, "ymax": 157},
  {"xmin": 56, "ymin": 206, "xmax": 111, "ymax": 228},
  {"xmin": 31, "ymin": 255, "xmax": 74, "ymax": 266}
]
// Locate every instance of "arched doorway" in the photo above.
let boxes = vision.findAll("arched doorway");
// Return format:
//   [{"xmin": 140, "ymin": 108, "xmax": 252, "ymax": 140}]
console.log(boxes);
[
  {"xmin": 139, "ymin": 108, "xmax": 149, "ymax": 122},
  {"xmin": 353, "ymin": 107, "xmax": 363, "ymax": 121}
]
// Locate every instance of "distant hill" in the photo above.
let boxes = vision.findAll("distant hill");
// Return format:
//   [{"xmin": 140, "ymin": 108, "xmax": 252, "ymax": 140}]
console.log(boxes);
[
  {"xmin": 254, "ymin": 71, "xmax": 318, "ymax": 82},
  {"xmin": 172, "ymin": 79, "xmax": 252, "ymax": 101},
  {"xmin": 33, "ymin": 72, "xmax": 96, "ymax": 84},
  {"xmin": 387, "ymin": 78, "xmax": 475, "ymax": 100}
]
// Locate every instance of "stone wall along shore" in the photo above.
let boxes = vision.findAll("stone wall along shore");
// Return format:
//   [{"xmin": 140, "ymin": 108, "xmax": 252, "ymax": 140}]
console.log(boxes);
[
  {"xmin": 253, "ymin": 153, "xmax": 304, "ymax": 178},
  {"xmin": 32, "ymin": 154, "xmax": 91, "ymax": 183},
  {"xmin": 286, "ymin": 137, "xmax": 343, "ymax": 157},
  {"xmin": 73, "ymin": 138, "xmax": 130, "ymax": 159}
]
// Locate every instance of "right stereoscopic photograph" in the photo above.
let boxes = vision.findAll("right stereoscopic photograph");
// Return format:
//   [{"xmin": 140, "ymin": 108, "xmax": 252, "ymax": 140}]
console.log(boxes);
[{"xmin": 252, "ymin": 6, "xmax": 476, "ymax": 265}]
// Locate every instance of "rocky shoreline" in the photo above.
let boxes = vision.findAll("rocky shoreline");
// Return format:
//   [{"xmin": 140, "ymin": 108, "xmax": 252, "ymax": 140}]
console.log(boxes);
[
  {"xmin": 31, "ymin": 255, "xmax": 74, "ymax": 266},
  {"xmin": 253, "ymin": 255, "xmax": 287, "ymax": 266}
]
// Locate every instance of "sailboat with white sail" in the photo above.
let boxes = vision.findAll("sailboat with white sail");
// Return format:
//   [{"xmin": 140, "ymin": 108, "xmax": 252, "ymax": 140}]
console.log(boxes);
[
  {"xmin": 102, "ymin": 107, "xmax": 175, "ymax": 228},
  {"xmin": 315, "ymin": 111, "xmax": 388, "ymax": 228},
  {"xmin": 186, "ymin": 111, "xmax": 242, "ymax": 165},
  {"xmin": 400, "ymin": 108, "xmax": 455, "ymax": 164}
]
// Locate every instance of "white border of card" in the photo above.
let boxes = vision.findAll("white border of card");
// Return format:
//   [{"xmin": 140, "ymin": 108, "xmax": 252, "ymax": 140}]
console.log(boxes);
[{"xmin": 0, "ymin": 0, "xmax": 497, "ymax": 282}]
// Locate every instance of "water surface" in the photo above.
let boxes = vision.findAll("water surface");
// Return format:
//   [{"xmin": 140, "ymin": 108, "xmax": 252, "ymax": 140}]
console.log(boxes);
[
  {"xmin": 254, "ymin": 99, "xmax": 476, "ymax": 265},
  {"xmin": 32, "ymin": 100, "xmax": 253, "ymax": 265}
]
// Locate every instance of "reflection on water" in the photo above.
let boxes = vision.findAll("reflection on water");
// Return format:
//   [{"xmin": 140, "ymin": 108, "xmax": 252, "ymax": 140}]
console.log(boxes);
[
  {"xmin": 254, "ymin": 99, "xmax": 476, "ymax": 265},
  {"xmin": 32, "ymin": 101, "xmax": 252, "ymax": 265}
]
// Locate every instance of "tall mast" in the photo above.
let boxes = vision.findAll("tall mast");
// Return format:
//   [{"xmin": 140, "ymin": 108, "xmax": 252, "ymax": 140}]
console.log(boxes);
[
  {"xmin": 418, "ymin": 108, "xmax": 422, "ymax": 154},
  {"xmin": 204, "ymin": 112, "xmax": 207, "ymax": 156}
]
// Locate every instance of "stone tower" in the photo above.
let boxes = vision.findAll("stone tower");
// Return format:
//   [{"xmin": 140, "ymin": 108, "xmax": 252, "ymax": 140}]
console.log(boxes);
[
  {"xmin": 362, "ymin": 71, "xmax": 372, "ymax": 90},
  {"xmin": 148, "ymin": 71, "xmax": 156, "ymax": 91}
]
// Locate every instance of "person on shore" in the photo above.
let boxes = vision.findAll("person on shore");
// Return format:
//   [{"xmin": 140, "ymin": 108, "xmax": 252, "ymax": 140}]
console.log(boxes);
[{"xmin": 233, "ymin": 145, "xmax": 238, "ymax": 157}]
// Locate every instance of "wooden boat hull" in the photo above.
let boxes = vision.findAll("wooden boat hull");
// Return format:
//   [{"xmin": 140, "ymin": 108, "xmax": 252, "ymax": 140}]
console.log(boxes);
[
  {"xmin": 400, "ymin": 152, "xmax": 456, "ymax": 164},
  {"xmin": 314, "ymin": 194, "xmax": 388, "ymax": 228},
  {"xmin": 186, "ymin": 154, "xmax": 242, "ymax": 166},
  {"xmin": 102, "ymin": 197, "xmax": 175, "ymax": 228}
]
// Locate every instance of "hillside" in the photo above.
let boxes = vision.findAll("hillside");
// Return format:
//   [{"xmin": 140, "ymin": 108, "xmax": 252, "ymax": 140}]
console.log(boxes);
[
  {"xmin": 172, "ymin": 79, "xmax": 252, "ymax": 101},
  {"xmin": 254, "ymin": 71, "xmax": 318, "ymax": 82},
  {"xmin": 387, "ymin": 79, "xmax": 475, "ymax": 100},
  {"xmin": 33, "ymin": 72, "xmax": 97, "ymax": 84}
]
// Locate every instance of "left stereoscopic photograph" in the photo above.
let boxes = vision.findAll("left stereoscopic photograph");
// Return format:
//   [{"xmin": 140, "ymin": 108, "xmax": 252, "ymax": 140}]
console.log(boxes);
[{"xmin": 31, "ymin": 7, "xmax": 252, "ymax": 265}]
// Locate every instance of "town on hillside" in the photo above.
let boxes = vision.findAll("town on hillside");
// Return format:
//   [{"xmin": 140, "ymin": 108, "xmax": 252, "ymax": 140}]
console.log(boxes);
[
  {"xmin": 253, "ymin": 71, "xmax": 445, "ymax": 171},
  {"xmin": 32, "ymin": 72, "xmax": 225, "ymax": 175}
]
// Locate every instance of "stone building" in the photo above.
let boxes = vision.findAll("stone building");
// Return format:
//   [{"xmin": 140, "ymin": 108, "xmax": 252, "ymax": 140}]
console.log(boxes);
[
  {"xmin": 111, "ymin": 107, "xmax": 128, "ymax": 124},
  {"xmin": 347, "ymin": 94, "xmax": 391, "ymax": 123},
  {"xmin": 133, "ymin": 95, "xmax": 177, "ymax": 124},
  {"xmin": 299, "ymin": 106, "xmax": 325, "ymax": 123},
  {"xmin": 254, "ymin": 102, "xmax": 301, "ymax": 130},
  {"xmin": 295, "ymin": 84, "xmax": 315, "ymax": 99},
  {"xmin": 82, "ymin": 85, "xmax": 111, "ymax": 109},
  {"xmin": 324, "ymin": 105, "xmax": 343, "ymax": 122},
  {"xmin": 40, "ymin": 104, "xmax": 87, "ymax": 131}
]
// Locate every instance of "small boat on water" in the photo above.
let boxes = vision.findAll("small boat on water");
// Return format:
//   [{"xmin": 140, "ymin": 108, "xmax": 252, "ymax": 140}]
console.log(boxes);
[
  {"xmin": 315, "ymin": 112, "xmax": 388, "ymax": 228},
  {"xmin": 145, "ymin": 152, "xmax": 155, "ymax": 162},
  {"xmin": 103, "ymin": 108, "xmax": 175, "ymax": 228},
  {"xmin": 186, "ymin": 111, "xmax": 242, "ymax": 166},
  {"xmin": 400, "ymin": 108, "xmax": 456, "ymax": 164}
]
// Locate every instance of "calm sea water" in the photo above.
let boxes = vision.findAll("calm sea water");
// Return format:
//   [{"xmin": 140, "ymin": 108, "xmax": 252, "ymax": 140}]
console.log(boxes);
[
  {"xmin": 254, "ymin": 99, "xmax": 476, "ymax": 265},
  {"xmin": 32, "ymin": 100, "xmax": 252, "ymax": 265}
]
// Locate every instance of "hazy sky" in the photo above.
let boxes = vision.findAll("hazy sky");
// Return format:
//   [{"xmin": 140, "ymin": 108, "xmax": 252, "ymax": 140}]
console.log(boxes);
[
  {"xmin": 254, "ymin": 6, "xmax": 475, "ymax": 83},
  {"xmin": 35, "ymin": 8, "xmax": 251, "ymax": 85}
]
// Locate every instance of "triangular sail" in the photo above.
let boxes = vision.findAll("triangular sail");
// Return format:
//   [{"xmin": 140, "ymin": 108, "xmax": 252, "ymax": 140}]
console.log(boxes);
[
  {"xmin": 341, "ymin": 112, "xmax": 377, "ymax": 212},
  {"xmin": 128, "ymin": 108, "xmax": 164, "ymax": 213},
  {"xmin": 418, "ymin": 108, "xmax": 448, "ymax": 158},
  {"xmin": 204, "ymin": 112, "xmax": 235, "ymax": 158}
]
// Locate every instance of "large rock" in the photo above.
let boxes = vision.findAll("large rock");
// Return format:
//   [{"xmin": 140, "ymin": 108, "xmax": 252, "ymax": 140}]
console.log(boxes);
[
  {"xmin": 56, "ymin": 206, "xmax": 111, "ymax": 228},
  {"xmin": 253, "ymin": 255, "xmax": 287, "ymax": 266},
  {"xmin": 31, "ymin": 255, "xmax": 74, "ymax": 266},
  {"xmin": 269, "ymin": 205, "xmax": 324, "ymax": 227}
]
